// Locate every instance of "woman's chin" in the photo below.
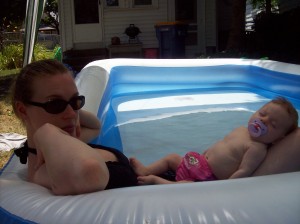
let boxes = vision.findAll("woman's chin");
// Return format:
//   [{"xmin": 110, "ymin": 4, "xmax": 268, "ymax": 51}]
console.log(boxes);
[{"xmin": 62, "ymin": 127, "xmax": 76, "ymax": 137}]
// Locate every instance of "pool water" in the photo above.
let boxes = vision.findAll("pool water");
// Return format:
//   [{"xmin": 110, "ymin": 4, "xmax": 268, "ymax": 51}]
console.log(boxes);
[{"xmin": 116, "ymin": 91, "xmax": 300, "ymax": 165}]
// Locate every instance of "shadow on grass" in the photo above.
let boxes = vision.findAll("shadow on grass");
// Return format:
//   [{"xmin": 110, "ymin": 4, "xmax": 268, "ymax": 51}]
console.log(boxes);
[{"xmin": 0, "ymin": 72, "xmax": 18, "ymax": 100}]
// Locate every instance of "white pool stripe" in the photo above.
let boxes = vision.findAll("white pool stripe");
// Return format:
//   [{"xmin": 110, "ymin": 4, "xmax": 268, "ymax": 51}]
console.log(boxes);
[
  {"xmin": 117, "ymin": 93, "xmax": 266, "ymax": 112},
  {"xmin": 117, "ymin": 107, "xmax": 253, "ymax": 126}
]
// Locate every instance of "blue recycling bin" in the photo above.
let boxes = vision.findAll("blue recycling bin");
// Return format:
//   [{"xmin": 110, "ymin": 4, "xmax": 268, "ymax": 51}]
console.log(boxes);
[{"xmin": 155, "ymin": 22, "xmax": 188, "ymax": 58}]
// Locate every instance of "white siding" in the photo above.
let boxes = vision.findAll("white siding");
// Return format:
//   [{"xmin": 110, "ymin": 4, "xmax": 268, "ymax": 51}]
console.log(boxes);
[
  {"xmin": 59, "ymin": 0, "xmax": 74, "ymax": 51},
  {"xmin": 102, "ymin": 2, "xmax": 168, "ymax": 48}
]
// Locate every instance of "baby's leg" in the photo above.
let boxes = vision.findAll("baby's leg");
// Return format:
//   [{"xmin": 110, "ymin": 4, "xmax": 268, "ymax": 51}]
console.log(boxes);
[{"xmin": 130, "ymin": 153, "xmax": 182, "ymax": 176}]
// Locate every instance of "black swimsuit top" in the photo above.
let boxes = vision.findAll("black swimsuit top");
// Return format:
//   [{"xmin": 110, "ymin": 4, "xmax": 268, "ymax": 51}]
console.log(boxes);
[
  {"xmin": 14, "ymin": 141, "xmax": 130, "ymax": 166},
  {"xmin": 14, "ymin": 141, "xmax": 37, "ymax": 164}
]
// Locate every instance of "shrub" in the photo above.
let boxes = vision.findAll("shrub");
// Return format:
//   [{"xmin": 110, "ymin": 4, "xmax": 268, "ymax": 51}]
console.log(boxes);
[
  {"xmin": 0, "ymin": 44, "xmax": 23, "ymax": 70},
  {"xmin": 0, "ymin": 43, "xmax": 57, "ymax": 70}
]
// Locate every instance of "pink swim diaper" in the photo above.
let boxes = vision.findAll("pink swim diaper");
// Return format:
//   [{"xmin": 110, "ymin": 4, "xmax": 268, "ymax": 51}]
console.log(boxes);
[{"xmin": 176, "ymin": 151, "xmax": 217, "ymax": 181}]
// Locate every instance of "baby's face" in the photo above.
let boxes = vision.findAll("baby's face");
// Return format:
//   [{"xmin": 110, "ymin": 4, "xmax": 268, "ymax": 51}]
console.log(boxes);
[{"xmin": 249, "ymin": 102, "xmax": 292, "ymax": 144}]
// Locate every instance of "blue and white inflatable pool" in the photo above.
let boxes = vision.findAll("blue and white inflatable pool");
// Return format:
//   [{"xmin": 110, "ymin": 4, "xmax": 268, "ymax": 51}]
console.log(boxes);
[{"xmin": 1, "ymin": 59, "xmax": 300, "ymax": 224}]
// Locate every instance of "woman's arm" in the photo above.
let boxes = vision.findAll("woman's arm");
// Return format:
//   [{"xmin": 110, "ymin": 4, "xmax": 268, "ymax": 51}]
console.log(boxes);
[
  {"xmin": 253, "ymin": 128, "xmax": 300, "ymax": 176},
  {"xmin": 77, "ymin": 110, "xmax": 101, "ymax": 143},
  {"xmin": 33, "ymin": 123, "xmax": 109, "ymax": 195}
]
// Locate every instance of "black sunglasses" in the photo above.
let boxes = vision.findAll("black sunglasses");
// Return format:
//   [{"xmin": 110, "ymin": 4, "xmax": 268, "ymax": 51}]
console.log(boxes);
[{"xmin": 26, "ymin": 95, "xmax": 85, "ymax": 114}]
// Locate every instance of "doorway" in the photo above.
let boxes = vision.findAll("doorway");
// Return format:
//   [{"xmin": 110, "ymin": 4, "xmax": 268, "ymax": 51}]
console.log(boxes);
[{"xmin": 72, "ymin": 0, "xmax": 103, "ymax": 45}]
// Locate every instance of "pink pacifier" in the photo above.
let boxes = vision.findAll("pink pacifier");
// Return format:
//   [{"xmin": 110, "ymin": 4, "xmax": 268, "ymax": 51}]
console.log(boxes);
[{"xmin": 248, "ymin": 119, "xmax": 267, "ymax": 137}]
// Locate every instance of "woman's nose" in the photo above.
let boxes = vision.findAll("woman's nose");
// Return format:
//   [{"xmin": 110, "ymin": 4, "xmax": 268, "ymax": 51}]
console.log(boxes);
[{"xmin": 62, "ymin": 104, "xmax": 77, "ymax": 118}]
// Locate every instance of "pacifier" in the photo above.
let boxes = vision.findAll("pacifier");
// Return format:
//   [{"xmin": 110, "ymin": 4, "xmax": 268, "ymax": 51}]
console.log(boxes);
[{"xmin": 248, "ymin": 119, "xmax": 267, "ymax": 137}]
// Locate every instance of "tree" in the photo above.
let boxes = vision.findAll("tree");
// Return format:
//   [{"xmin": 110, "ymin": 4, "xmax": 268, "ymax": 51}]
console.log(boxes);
[
  {"xmin": 41, "ymin": 0, "xmax": 59, "ymax": 34},
  {"xmin": 249, "ymin": 0, "xmax": 278, "ymax": 15},
  {"xmin": 0, "ymin": 0, "xmax": 26, "ymax": 32},
  {"xmin": 225, "ymin": 0, "xmax": 278, "ymax": 52},
  {"xmin": 0, "ymin": 0, "xmax": 26, "ymax": 51}
]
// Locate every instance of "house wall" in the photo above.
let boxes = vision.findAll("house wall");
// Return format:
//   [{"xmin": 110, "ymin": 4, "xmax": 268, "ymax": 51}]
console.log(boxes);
[
  {"xmin": 102, "ymin": 2, "xmax": 168, "ymax": 48},
  {"xmin": 59, "ymin": 0, "xmax": 217, "ymax": 57},
  {"xmin": 58, "ymin": 0, "xmax": 74, "ymax": 51}
]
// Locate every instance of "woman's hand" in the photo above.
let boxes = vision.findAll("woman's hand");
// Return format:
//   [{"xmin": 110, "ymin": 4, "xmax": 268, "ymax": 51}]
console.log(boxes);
[
  {"xmin": 76, "ymin": 116, "xmax": 81, "ymax": 139},
  {"xmin": 78, "ymin": 110, "xmax": 101, "ymax": 142}
]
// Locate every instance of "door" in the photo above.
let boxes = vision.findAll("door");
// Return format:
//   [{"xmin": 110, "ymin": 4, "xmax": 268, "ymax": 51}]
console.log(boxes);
[{"xmin": 72, "ymin": 0, "xmax": 103, "ymax": 43}]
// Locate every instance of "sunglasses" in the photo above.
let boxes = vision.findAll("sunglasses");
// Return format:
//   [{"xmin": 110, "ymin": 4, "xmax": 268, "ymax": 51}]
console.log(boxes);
[{"xmin": 26, "ymin": 95, "xmax": 85, "ymax": 114}]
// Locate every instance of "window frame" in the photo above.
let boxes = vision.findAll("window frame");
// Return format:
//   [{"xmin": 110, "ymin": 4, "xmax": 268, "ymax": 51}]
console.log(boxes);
[
  {"xmin": 132, "ymin": 0, "xmax": 158, "ymax": 8},
  {"xmin": 104, "ymin": 0, "xmax": 158, "ymax": 9}
]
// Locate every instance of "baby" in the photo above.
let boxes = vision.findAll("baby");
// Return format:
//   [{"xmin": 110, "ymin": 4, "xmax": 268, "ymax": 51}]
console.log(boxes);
[{"xmin": 130, "ymin": 97, "xmax": 298, "ymax": 185}]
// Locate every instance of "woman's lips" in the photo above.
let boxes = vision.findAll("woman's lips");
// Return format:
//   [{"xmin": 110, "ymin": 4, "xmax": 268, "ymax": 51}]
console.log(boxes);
[{"xmin": 62, "ymin": 125, "xmax": 75, "ymax": 136}]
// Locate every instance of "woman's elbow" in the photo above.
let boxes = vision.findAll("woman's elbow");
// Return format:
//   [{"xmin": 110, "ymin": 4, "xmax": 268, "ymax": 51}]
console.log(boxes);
[{"xmin": 52, "ymin": 159, "xmax": 109, "ymax": 195}]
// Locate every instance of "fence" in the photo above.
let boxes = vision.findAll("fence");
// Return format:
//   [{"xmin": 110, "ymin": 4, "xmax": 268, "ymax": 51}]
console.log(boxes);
[{"xmin": 1, "ymin": 32, "xmax": 60, "ymax": 49}]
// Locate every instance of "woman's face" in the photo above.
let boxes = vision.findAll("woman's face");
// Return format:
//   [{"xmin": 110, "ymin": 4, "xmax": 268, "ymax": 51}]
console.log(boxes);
[{"xmin": 22, "ymin": 73, "xmax": 79, "ymax": 138}]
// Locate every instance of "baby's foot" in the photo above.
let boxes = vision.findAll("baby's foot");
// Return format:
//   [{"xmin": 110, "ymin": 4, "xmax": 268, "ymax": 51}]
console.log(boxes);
[{"xmin": 129, "ymin": 157, "xmax": 150, "ymax": 176}]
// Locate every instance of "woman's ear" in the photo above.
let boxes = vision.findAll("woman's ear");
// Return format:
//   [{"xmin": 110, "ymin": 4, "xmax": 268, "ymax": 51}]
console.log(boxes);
[{"xmin": 15, "ymin": 101, "xmax": 28, "ymax": 121}]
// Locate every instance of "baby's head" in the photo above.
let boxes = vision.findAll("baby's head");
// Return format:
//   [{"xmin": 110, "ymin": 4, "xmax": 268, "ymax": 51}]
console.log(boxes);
[{"xmin": 248, "ymin": 97, "xmax": 298, "ymax": 144}]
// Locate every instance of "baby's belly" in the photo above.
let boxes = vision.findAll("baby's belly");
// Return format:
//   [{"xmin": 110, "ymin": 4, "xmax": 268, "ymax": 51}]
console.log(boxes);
[{"xmin": 206, "ymin": 151, "xmax": 241, "ymax": 179}]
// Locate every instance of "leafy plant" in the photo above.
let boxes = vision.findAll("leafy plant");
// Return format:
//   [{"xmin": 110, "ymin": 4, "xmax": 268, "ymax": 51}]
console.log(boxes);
[
  {"xmin": 0, "ymin": 43, "xmax": 57, "ymax": 70},
  {"xmin": 0, "ymin": 43, "xmax": 23, "ymax": 69}
]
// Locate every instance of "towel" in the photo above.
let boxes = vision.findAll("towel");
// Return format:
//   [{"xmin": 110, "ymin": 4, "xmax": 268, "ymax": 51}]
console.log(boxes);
[{"xmin": 0, "ymin": 133, "xmax": 27, "ymax": 151}]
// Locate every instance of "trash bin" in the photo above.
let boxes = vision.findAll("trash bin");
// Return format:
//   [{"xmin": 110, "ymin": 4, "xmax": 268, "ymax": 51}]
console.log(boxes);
[{"xmin": 155, "ymin": 22, "xmax": 188, "ymax": 58}]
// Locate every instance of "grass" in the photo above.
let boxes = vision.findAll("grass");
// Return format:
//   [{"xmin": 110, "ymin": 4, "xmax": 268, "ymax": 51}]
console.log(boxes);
[
  {"xmin": 0, "ymin": 69, "xmax": 20, "ymax": 77},
  {"xmin": 0, "ymin": 87, "xmax": 26, "ymax": 170}
]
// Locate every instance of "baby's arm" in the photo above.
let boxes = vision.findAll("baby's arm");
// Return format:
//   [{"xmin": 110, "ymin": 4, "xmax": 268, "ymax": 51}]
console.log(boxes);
[
  {"xmin": 77, "ymin": 110, "xmax": 101, "ymax": 142},
  {"xmin": 229, "ymin": 144, "xmax": 267, "ymax": 179}
]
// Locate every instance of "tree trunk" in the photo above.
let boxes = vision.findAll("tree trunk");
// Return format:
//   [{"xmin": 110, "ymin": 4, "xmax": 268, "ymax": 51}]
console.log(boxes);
[
  {"xmin": 265, "ymin": 0, "xmax": 272, "ymax": 14},
  {"xmin": 226, "ymin": 0, "xmax": 247, "ymax": 51}
]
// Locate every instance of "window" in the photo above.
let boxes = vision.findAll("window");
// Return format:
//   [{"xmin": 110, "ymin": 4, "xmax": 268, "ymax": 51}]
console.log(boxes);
[
  {"xmin": 133, "ymin": 0, "xmax": 157, "ymax": 8},
  {"xmin": 104, "ymin": 0, "xmax": 157, "ymax": 9},
  {"xmin": 175, "ymin": 0, "xmax": 197, "ymax": 23},
  {"xmin": 106, "ymin": 0, "xmax": 119, "ymax": 6},
  {"xmin": 74, "ymin": 0, "xmax": 99, "ymax": 24},
  {"xmin": 134, "ymin": 0, "xmax": 152, "ymax": 6}
]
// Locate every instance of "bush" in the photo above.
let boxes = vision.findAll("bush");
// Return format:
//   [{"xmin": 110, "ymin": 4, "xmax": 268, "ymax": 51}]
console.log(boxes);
[
  {"xmin": 0, "ymin": 44, "xmax": 23, "ymax": 70},
  {"xmin": 0, "ymin": 43, "xmax": 57, "ymax": 70}
]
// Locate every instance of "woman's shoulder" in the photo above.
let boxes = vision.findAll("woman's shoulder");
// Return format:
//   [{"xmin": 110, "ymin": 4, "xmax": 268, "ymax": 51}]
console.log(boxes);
[{"xmin": 253, "ymin": 128, "xmax": 300, "ymax": 176}]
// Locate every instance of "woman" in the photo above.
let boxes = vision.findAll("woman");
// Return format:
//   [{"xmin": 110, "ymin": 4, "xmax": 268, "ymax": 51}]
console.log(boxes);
[
  {"xmin": 12, "ymin": 59, "xmax": 137, "ymax": 195},
  {"xmin": 252, "ymin": 127, "xmax": 300, "ymax": 176}
]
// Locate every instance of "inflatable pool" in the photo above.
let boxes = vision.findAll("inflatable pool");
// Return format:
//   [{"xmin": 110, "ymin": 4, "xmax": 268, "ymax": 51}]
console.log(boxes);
[{"xmin": 1, "ymin": 59, "xmax": 300, "ymax": 224}]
